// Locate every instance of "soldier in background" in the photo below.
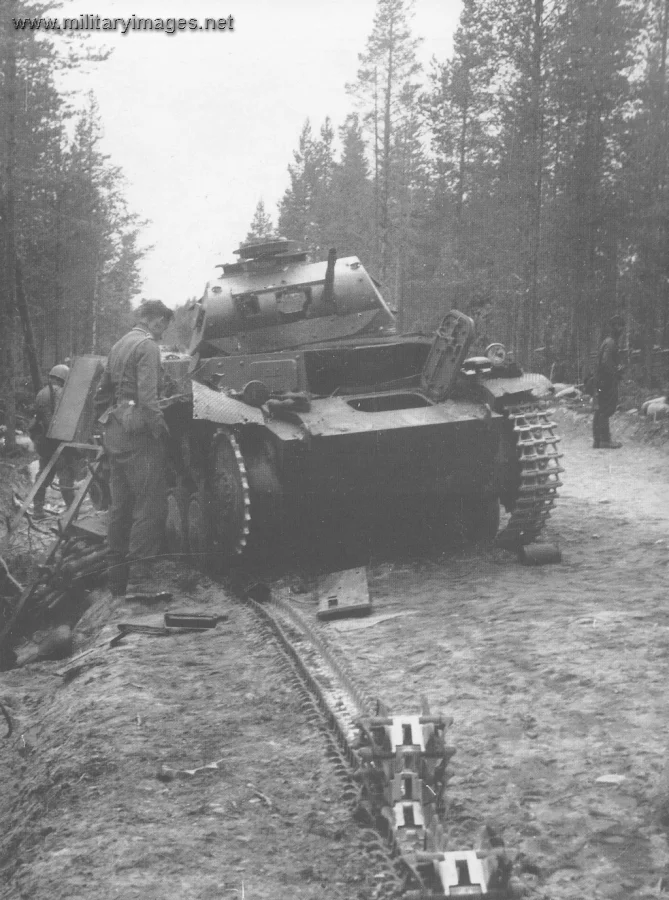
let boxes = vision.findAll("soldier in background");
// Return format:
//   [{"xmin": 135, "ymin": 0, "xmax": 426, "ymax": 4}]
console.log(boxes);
[
  {"xmin": 95, "ymin": 300, "xmax": 174, "ymax": 596},
  {"xmin": 30, "ymin": 364, "xmax": 76, "ymax": 519},
  {"xmin": 593, "ymin": 314, "xmax": 625, "ymax": 449}
]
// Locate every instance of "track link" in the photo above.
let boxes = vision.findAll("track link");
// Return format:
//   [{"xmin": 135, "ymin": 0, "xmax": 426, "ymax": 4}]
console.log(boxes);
[{"xmin": 498, "ymin": 404, "xmax": 564, "ymax": 547}]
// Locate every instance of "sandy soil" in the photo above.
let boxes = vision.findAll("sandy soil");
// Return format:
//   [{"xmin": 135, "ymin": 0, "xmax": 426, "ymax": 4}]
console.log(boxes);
[{"xmin": 2, "ymin": 408, "xmax": 669, "ymax": 899}]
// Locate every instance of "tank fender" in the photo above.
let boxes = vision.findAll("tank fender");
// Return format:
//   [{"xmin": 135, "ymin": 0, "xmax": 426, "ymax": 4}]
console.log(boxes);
[
  {"xmin": 479, "ymin": 373, "xmax": 554, "ymax": 409},
  {"xmin": 191, "ymin": 379, "xmax": 265, "ymax": 425}
]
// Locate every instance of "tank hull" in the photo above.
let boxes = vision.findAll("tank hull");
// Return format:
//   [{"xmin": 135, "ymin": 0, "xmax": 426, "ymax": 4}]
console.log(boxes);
[{"xmin": 161, "ymin": 235, "xmax": 561, "ymax": 566}]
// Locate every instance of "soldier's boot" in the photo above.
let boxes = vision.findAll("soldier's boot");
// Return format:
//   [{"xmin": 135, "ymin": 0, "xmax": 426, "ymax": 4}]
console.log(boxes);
[
  {"xmin": 106, "ymin": 556, "xmax": 129, "ymax": 598},
  {"xmin": 599, "ymin": 418, "xmax": 622, "ymax": 449},
  {"xmin": 592, "ymin": 412, "xmax": 601, "ymax": 449},
  {"xmin": 60, "ymin": 488, "xmax": 76, "ymax": 509},
  {"xmin": 125, "ymin": 561, "xmax": 163, "ymax": 600}
]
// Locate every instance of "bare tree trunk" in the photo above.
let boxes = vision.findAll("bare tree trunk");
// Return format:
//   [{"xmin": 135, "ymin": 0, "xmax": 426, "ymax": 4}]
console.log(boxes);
[
  {"xmin": 15, "ymin": 260, "xmax": 42, "ymax": 393},
  {"xmin": 456, "ymin": 67, "xmax": 470, "ymax": 229},
  {"xmin": 525, "ymin": 0, "xmax": 544, "ymax": 365},
  {"xmin": 380, "ymin": 22, "xmax": 394, "ymax": 288},
  {"xmin": 1, "ymin": 15, "xmax": 18, "ymax": 451},
  {"xmin": 91, "ymin": 258, "xmax": 101, "ymax": 353},
  {"xmin": 373, "ymin": 67, "xmax": 380, "ymax": 268}
]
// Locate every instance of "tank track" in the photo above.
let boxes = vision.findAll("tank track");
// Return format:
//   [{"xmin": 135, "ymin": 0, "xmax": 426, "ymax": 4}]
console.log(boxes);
[
  {"xmin": 213, "ymin": 428, "xmax": 251, "ymax": 557},
  {"xmin": 240, "ymin": 582, "xmax": 514, "ymax": 898},
  {"xmin": 497, "ymin": 404, "xmax": 563, "ymax": 547}
]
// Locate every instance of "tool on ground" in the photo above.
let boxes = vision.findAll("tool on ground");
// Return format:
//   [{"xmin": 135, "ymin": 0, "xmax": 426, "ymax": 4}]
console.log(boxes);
[
  {"xmin": 116, "ymin": 622, "xmax": 170, "ymax": 637},
  {"xmin": 124, "ymin": 591, "xmax": 173, "ymax": 604},
  {"xmin": 163, "ymin": 612, "xmax": 227, "ymax": 628},
  {"xmin": 117, "ymin": 621, "xmax": 221, "ymax": 637}
]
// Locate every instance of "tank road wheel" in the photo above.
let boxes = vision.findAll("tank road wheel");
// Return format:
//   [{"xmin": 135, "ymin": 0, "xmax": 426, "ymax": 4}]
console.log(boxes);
[
  {"xmin": 186, "ymin": 482, "xmax": 220, "ymax": 575},
  {"xmin": 185, "ymin": 430, "xmax": 251, "ymax": 576},
  {"xmin": 210, "ymin": 428, "xmax": 251, "ymax": 564}
]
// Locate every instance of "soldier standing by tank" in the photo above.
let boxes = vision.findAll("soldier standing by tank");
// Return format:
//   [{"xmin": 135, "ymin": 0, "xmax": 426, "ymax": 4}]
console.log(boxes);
[
  {"xmin": 30, "ymin": 364, "xmax": 76, "ymax": 519},
  {"xmin": 95, "ymin": 300, "xmax": 174, "ymax": 596},
  {"xmin": 593, "ymin": 314, "xmax": 625, "ymax": 449}
]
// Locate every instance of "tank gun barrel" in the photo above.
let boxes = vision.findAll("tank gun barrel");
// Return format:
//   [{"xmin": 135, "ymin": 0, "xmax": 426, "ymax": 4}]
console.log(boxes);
[{"xmin": 321, "ymin": 248, "xmax": 337, "ymax": 309}]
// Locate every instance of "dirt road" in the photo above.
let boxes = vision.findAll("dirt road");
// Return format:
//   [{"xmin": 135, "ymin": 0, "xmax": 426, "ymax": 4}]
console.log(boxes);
[{"xmin": 2, "ymin": 409, "xmax": 669, "ymax": 899}]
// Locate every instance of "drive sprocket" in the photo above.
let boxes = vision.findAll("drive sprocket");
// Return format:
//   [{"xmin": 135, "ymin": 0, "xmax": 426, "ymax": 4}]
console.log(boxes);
[{"xmin": 497, "ymin": 404, "xmax": 563, "ymax": 547}]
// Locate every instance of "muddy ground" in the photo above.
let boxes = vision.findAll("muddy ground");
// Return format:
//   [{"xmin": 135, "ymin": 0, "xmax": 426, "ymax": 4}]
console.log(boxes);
[{"xmin": 2, "ymin": 408, "xmax": 669, "ymax": 900}]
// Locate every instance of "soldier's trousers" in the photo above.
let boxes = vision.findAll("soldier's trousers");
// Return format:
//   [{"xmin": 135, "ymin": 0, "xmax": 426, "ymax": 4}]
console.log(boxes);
[
  {"xmin": 592, "ymin": 411, "xmax": 612, "ymax": 445},
  {"xmin": 593, "ymin": 383, "xmax": 617, "ymax": 446},
  {"xmin": 107, "ymin": 439, "xmax": 167, "ymax": 577},
  {"xmin": 34, "ymin": 440, "xmax": 76, "ymax": 510}
]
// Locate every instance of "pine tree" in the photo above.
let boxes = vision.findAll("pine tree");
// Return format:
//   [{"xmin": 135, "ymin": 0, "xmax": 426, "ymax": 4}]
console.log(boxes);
[
  {"xmin": 245, "ymin": 200, "xmax": 274, "ymax": 241},
  {"xmin": 277, "ymin": 118, "xmax": 336, "ymax": 256},
  {"xmin": 347, "ymin": 0, "xmax": 422, "ymax": 290},
  {"xmin": 621, "ymin": 0, "xmax": 669, "ymax": 381},
  {"xmin": 60, "ymin": 95, "xmax": 146, "ymax": 355},
  {"xmin": 325, "ymin": 115, "xmax": 375, "ymax": 262}
]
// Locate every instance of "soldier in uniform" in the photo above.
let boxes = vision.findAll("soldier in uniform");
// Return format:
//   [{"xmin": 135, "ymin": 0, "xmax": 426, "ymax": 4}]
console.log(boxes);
[
  {"xmin": 30, "ymin": 364, "xmax": 76, "ymax": 519},
  {"xmin": 593, "ymin": 314, "xmax": 625, "ymax": 449},
  {"xmin": 96, "ymin": 300, "xmax": 174, "ymax": 596}
]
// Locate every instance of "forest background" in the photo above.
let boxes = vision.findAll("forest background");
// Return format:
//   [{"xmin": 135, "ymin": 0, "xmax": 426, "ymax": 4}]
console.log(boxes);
[{"xmin": 2, "ymin": 0, "xmax": 669, "ymax": 445}]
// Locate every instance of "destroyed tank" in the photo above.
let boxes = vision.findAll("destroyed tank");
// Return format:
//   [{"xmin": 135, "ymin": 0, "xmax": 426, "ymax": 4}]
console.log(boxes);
[{"xmin": 161, "ymin": 237, "xmax": 563, "ymax": 570}]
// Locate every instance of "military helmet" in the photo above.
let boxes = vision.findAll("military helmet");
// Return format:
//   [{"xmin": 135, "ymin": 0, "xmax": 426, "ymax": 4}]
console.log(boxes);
[{"xmin": 49, "ymin": 364, "xmax": 70, "ymax": 383}]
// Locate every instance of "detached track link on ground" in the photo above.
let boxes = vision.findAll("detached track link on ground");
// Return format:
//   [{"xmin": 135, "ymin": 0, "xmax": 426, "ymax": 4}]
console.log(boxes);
[
  {"xmin": 241, "ymin": 592, "xmax": 416, "ymax": 898},
  {"xmin": 498, "ymin": 403, "xmax": 564, "ymax": 547}
]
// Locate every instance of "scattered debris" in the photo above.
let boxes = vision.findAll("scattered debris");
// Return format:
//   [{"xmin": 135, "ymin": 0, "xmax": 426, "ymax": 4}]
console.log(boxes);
[
  {"xmin": 596, "ymin": 774, "xmax": 627, "ymax": 785},
  {"xmin": 55, "ymin": 631, "xmax": 125, "ymax": 677},
  {"xmin": 18, "ymin": 625, "xmax": 73, "ymax": 666},
  {"xmin": 518, "ymin": 544, "xmax": 562, "ymax": 566},
  {"xmin": 0, "ymin": 554, "xmax": 23, "ymax": 599},
  {"xmin": 0, "ymin": 700, "xmax": 12, "ymax": 738},
  {"xmin": 163, "ymin": 612, "xmax": 227, "ymax": 628},
  {"xmin": 331, "ymin": 611, "xmax": 418, "ymax": 631},
  {"xmin": 157, "ymin": 758, "xmax": 228, "ymax": 781},
  {"xmin": 124, "ymin": 591, "xmax": 173, "ymax": 605},
  {"xmin": 247, "ymin": 784, "xmax": 273, "ymax": 808},
  {"xmin": 553, "ymin": 384, "xmax": 583, "ymax": 401},
  {"xmin": 641, "ymin": 397, "xmax": 669, "ymax": 420}
]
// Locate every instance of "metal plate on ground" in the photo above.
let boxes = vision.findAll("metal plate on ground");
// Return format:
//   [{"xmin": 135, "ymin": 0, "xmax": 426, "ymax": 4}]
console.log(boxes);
[
  {"xmin": 48, "ymin": 355, "xmax": 106, "ymax": 442},
  {"xmin": 316, "ymin": 567, "xmax": 372, "ymax": 621},
  {"xmin": 69, "ymin": 511, "xmax": 108, "ymax": 542}
]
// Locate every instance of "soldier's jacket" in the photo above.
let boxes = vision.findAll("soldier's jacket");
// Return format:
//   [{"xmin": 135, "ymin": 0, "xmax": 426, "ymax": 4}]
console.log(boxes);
[
  {"xmin": 33, "ymin": 383, "xmax": 63, "ymax": 435},
  {"xmin": 594, "ymin": 335, "xmax": 621, "ymax": 416},
  {"xmin": 595, "ymin": 336, "xmax": 620, "ymax": 389},
  {"xmin": 96, "ymin": 325, "xmax": 167, "ymax": 454}
]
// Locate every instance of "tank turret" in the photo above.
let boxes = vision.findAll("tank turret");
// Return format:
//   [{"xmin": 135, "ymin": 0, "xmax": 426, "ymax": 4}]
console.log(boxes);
[{"xmin": 189, "ymin": 237, "xmax": 395, "ymax": 358}]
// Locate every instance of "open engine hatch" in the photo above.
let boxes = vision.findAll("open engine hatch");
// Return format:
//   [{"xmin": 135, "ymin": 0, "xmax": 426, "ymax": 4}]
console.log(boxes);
[{"xmin": 346, "ymin": 393, "xmax": 432, "ymax": 412}]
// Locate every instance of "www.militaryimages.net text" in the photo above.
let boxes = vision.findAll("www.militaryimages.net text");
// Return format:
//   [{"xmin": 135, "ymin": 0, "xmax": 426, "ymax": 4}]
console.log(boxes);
[{"xmin": 13, "ymin": 14, "xmax": 235, "ymax": 33}]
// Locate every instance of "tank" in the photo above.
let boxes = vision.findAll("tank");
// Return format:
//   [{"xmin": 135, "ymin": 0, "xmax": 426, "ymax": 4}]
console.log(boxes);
[{"xmin": 162, "ymin": 237, "xmax": 563, "ymax": 570}]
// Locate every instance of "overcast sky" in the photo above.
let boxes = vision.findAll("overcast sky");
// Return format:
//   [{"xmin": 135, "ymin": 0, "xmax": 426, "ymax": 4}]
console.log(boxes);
[{"xmin": 52, "ymin": 0, "xmax": 462, "ymax": 307}]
